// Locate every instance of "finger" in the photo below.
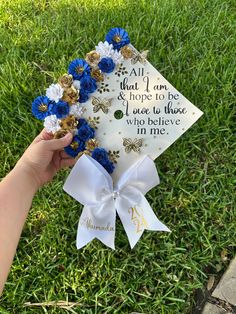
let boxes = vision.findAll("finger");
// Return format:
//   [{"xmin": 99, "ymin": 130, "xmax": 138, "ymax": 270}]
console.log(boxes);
[
  {"xmin": 33, "ymin": 129, "xmax": 53, "ymax": 144},
  {"xmin": 41, "ymin": 132, "xmax": 73, "ymax": 151},
  {"xmin": 60, "ymin": 150, "xmax": 75, "ymax": 159},
  {"xmin": 60, "ymin": 158, "xmax": 76, "ymax": 169},
  {"xmin": 52, "ymin": 151, "xmax": 61, "ymax": 170}
]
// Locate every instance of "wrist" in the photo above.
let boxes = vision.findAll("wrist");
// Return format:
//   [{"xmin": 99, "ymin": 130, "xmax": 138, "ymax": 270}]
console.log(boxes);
[{"xmin": 13, "ymin": 160, "xmax": 41, "ymax": 193}]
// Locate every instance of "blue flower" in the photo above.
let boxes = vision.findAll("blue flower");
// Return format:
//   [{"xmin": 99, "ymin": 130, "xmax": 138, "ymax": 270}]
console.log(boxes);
[
  {"xmin": 103, "ymin": 160, "xmax": 115, "ymax": 174},
  {"xmin": 78, "ymin": 90, "xmax": 89, "ymax": 103},
  {"xmin": 32, "ymin": 96, "xmax": 54, "ymax": 120},
  {"xmin": 98, "ymin": 57, "xmax": 115, "ymax": 73},
  {"xmin": 77, "ymin": 124, "xmax": 95, "ymax": 142},
  {"xmin": 105, "ymin": 27, "xmax": 130, "ymax": 50},
  {"xmin": 52, "ymin": 100, "xmax": 70, "ymax": 119},
  {"xmin": 64, "ymin": 136, "xmax": 85, "ymax": 158},
  {"xmin": 68, "ymin": 59, "xmax": 90, "ymax": 80},
  {"xmin": 77, "ymin": 118, "xmax": 88, "ymax": 128},
  {"xmin": 91, "ymin": 147, "xmax": 108, "ymax": 163},
  {"xmin": 91, "ymin": 147, "xmax": 115, "ymax": 174},
  {"xmin": 80, "ymin": 75, "xmax": 97, "ymax": 94}
]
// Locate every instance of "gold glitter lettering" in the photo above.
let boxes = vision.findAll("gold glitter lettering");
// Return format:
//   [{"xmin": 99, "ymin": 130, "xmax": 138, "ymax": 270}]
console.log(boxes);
[{"xmin": 128, "ymin": 206, "xmax": 148, "ymax": 233}]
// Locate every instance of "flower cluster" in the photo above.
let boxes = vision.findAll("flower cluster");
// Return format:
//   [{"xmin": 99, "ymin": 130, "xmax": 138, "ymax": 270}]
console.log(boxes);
[{"xmin": 31, "ymin": 27, "xmax": 131, "ymax": 174}]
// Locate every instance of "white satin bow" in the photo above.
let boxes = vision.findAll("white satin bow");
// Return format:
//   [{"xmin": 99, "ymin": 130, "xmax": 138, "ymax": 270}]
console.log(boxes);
[{"xmin": 63, "ymin": 154, "xmax": 170, "ymax": 249}]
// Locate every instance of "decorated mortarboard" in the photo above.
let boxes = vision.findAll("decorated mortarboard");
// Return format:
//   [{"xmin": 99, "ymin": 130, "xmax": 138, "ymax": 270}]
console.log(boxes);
[{"xmin": 32, "ymin": 27, "xmax": 203, "ymax": 249}]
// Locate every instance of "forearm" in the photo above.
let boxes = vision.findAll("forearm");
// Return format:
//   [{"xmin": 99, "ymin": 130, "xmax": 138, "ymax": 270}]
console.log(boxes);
[{"xmin": 0, "ymin": 163, "xmax": 39, "ymax": 295}]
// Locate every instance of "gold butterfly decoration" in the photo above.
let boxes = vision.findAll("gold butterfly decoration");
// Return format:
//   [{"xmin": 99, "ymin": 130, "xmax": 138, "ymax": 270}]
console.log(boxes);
[
  {"xmin": 131, "ymin": 50, "xmax": 149, "ymax": 65},
  {"xmin": 123, "ymin": 138, "xmax": 143, "ymax": 153},
  {"xmin": 92, "ymin": 97, "xmax": 112, "ymax": 114}
]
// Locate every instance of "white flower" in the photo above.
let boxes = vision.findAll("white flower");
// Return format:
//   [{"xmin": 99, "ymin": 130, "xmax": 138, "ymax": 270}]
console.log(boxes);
[
  {"xmin": 73, "ymin": 80, "xmax": 80, "ymax": 90},
  {"xmin": 69, "ymin": 103, "xmax": 84, "ymax": 118},
  {"xmin": 95, "ymin": 41, "xmax": 114, "ymax": 58},
  {"xmin": 46, "ymin": 83, "xmax": 64, "ymax": 103},
  {"xmin": 110, "ymin": 50, "xmax": 123, "ymax": 65},
  {"xmin": 95, "ymin": 41, "xmax": 123, "ymax": 65},
  {"xmin": 43, "ymin": 115, "xmax": 61, "ymax": 134}
]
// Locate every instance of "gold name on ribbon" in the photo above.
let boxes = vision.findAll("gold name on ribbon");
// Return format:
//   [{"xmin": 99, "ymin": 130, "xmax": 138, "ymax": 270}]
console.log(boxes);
[
  {"xmin": 128, "ymin": 206, "xmax": 148, "ymax": 233},
  {"xmin": 80, "ymin": 217, "xmax": 114, "ymax": 232}
]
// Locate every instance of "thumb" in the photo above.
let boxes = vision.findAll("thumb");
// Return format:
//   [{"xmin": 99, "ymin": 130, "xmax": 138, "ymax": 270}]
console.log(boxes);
[{"xmin": 41, "ymin": 132, "xmax": 73, "ymax": 151}]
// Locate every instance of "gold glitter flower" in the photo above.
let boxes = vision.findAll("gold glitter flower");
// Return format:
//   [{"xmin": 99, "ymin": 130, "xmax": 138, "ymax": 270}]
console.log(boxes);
[
  {"xmin": 53, "ymin": 129, "xmax": 69, "ymax": 139},
  {"xmin": 75, "ymin": 150, "xmax": 91, "ymax": 161},
  {"xmin": 61, "ymin": 86, "xmax": 79, "ymax": 105},
  {"xmin": 70, "ymin": 141, "xmax": 79, "ymax": 150},
  {"xmin": 120, "ymin": 45, "xmax": 134, "ymax": 59},
  {"xmin": 58, "ymin": 74, "xmax": 73, "ymax": 89},
  {"xmin": 85, "ymin": 51, "xmax": 100, "ymax": 67},
  {"xmin": 91, "ymin": 68, "xmax": 104, "ymax": 82},
  {"xmin": 85, "ymin": 139, "xmax": 99, "ymax": 151},
  {"xmin": 59, "ymin": 115, "xmax": 78, "ymax": 131}
]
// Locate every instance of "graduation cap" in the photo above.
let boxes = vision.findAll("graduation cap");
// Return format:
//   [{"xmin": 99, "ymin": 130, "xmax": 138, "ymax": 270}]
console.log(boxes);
[{"xmin": 81, "ymin": 31, "xmax": 203, "ymax": 181}]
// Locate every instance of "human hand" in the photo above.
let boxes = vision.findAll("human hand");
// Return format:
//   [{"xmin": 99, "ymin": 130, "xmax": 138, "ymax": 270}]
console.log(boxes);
[{"xmin": 15, "ymin": 129, "xmax": 76, "ymax": 189}]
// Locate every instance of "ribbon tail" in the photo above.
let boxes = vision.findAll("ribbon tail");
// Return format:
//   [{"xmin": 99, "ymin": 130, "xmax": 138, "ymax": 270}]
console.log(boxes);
[
  {"xmin": 116, "ymin": 202, "xmax": 144, "ymax": 249},
  {"xmin": 76, "ymin": 203, "xmax": 116, "ymax": 250},
  {"xmin": 76, "ymin": 226, "xmax": 95, "ymax": 250},
  {"xmin": 141, "ymin": 196, "xmax": 171, "ymax": 232},
  {"xmin": 116, "ymin": 191, "xmax": 170, "ymax": 249},
  {"xmin": 115, "ymin": 195, "xmax": 144, "ymax": 249},
  {"xmin": 76, "ymin": 224, "xmax": 115, "ymax": 250}
]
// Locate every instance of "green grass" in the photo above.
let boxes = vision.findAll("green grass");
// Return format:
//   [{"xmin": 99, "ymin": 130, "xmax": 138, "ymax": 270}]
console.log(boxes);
[{"xmin": 0, "ymin": 0, "xmax": 235, "ymax": 313}]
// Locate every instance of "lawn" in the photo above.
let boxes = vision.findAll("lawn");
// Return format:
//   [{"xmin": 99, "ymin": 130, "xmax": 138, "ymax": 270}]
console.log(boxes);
[{"xmin": 0, "ymin": 0, "xmax": 235, "ymax": 313}]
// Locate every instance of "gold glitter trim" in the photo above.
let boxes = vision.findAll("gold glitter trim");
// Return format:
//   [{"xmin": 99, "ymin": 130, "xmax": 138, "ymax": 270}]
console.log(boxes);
[
  {"xmin": 108, "ymin": 150, "xmax": 120, "ymax": 164},
  {"xmin": 115, "ymin": 64, "xmax": 128, "ymax": 77},
  {"xmin": 97, "ymin": 82, "xmax": 109, "ymax": 94},
  {"xmin": 87, "ymin": 116, "xmax": 100, "ymax": 129}
]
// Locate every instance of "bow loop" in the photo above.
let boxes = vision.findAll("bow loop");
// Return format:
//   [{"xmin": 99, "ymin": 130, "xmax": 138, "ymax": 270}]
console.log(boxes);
[
  {"xmin": 64, "ymin": 155, "xmax": 113, "ymax": 206},
  {"xmin": 116, "ymin": 155, "xmax": 159, "ymax": 195}
]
